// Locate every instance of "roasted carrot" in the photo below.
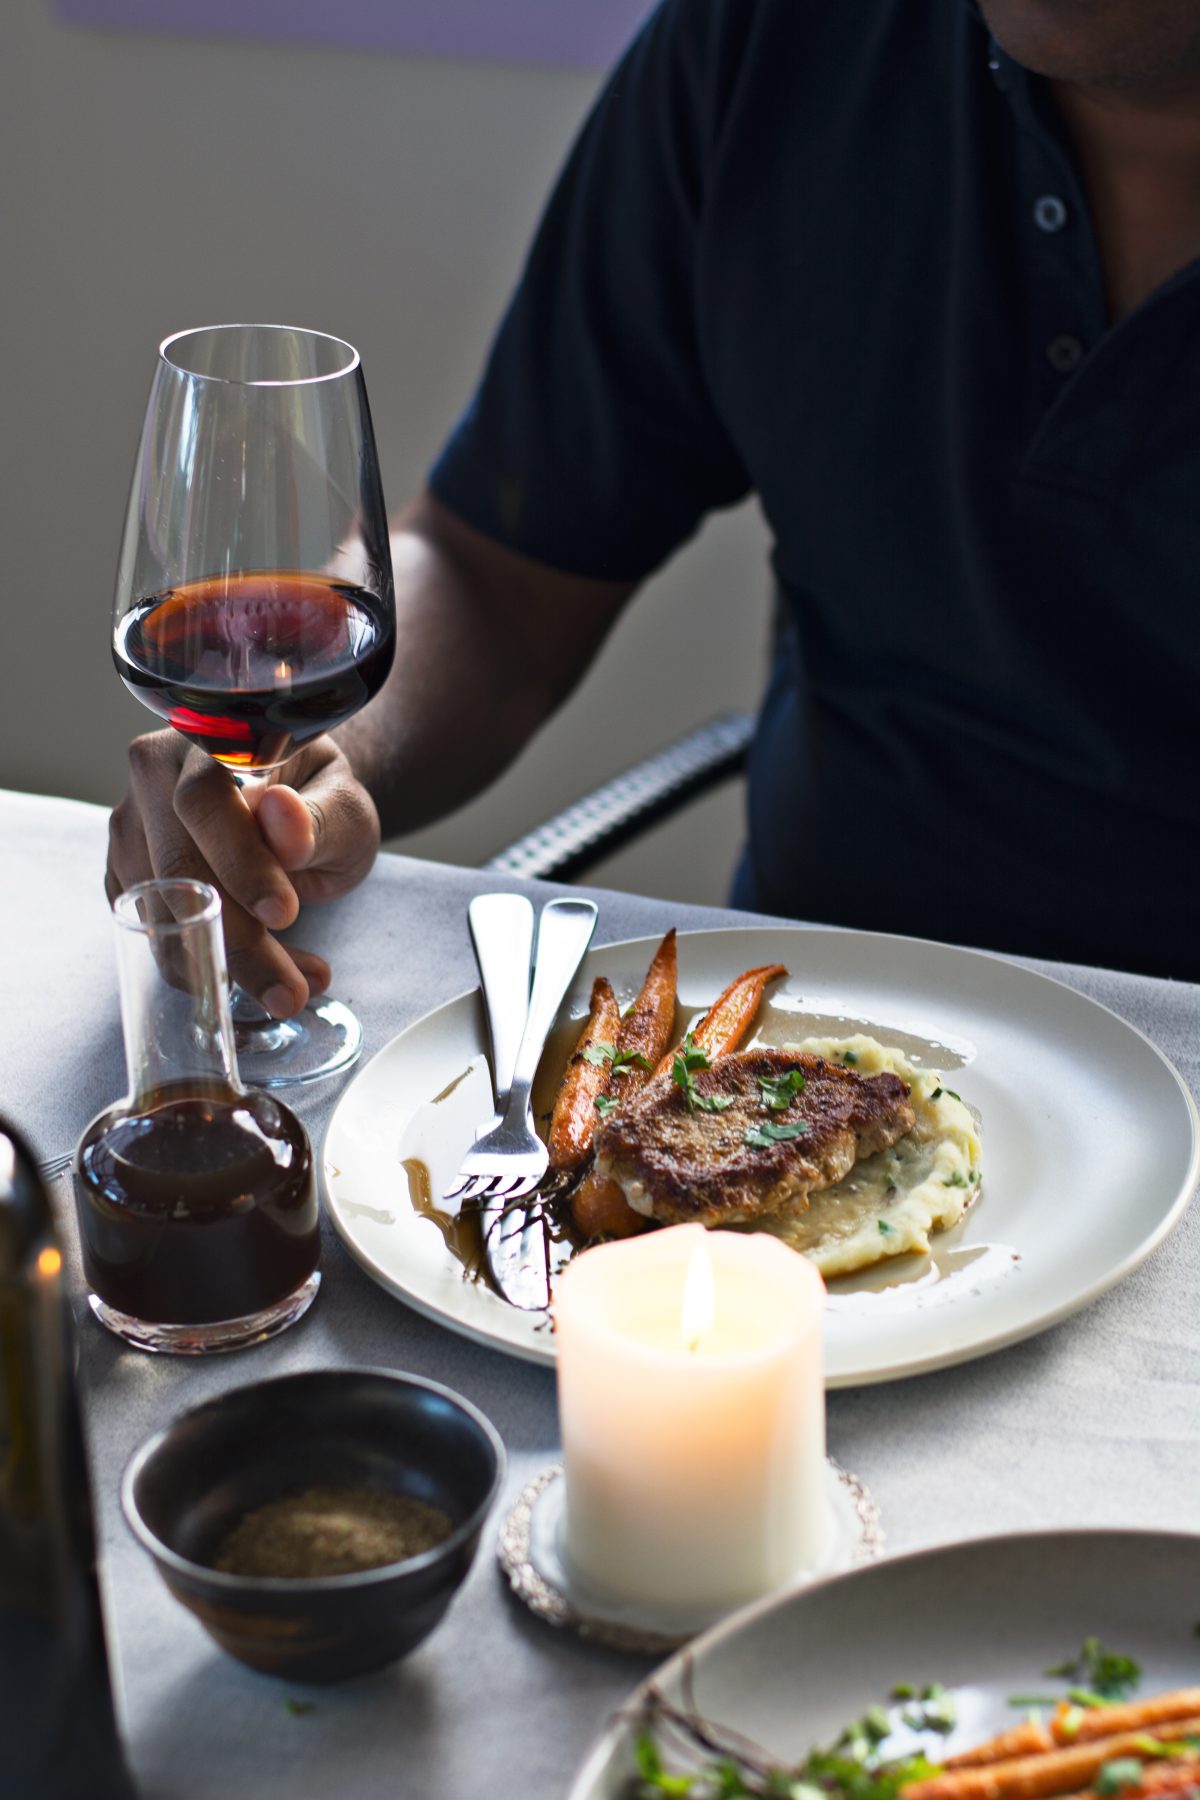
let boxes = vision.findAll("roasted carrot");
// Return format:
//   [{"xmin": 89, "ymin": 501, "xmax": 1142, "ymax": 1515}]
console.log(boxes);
[
  {"xmin": 1062, "ymin": 1766, "xmax": 1200, "ymax": 1800},
  {"xmin": 571, "ymin": 1172, "xmax": 650, "ymax": 1239},
  {"xmin": 1052, "ymin": 1691, "xmax": 1200, "ymax": 1744},
  {"xmin": 901, "ymin": 1719, "xmax": 1200, "ymax": 1800},
  {"xmin": 613, "ymin": 928, "xmax": 678, "ymax": 1092},
  {"xmin": 548, "ymin": 977, "xmax": 622, "ymax": 1173},
  {"xmin": 653, "ymin": 962, "xmax": 788, "ymax": 1078},
  {"xmin": 569, "ymin": 930, "xmax": 677, "ymax": 1238},
  {"xmin": 947, "ymin": 1725, "xmax": 1054, "ymax": 1770}
]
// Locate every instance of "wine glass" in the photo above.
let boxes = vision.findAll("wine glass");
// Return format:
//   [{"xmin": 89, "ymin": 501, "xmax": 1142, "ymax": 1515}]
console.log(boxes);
[{"xmin": 112, "ymin": 324, "xmax": 396, "ymax": 1086}]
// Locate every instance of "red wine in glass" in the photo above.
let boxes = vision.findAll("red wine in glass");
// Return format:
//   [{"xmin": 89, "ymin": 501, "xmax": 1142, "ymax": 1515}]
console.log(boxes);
[{"xmin": 114, "ymin": 572, "xmax": 394, "ymax": 772}]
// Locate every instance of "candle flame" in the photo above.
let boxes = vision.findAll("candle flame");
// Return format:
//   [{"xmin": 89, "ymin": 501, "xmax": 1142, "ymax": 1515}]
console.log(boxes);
[
  {"xmin": 274, "ymin": 659, "xmax": 292, "ymax": 682},
  {"xmin": 36, "ymin": 1246, "xmax": 62, "ymax": 1280},
  {"xmin": 680, "ymin": 1241, "xmax": 715, "ymax": 1352}
]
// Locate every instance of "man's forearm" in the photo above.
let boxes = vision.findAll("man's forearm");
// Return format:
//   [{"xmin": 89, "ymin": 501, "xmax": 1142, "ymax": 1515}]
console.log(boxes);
[{"xmin": 336, "ymin": 491, "xmax": 636, "ymax": 841}]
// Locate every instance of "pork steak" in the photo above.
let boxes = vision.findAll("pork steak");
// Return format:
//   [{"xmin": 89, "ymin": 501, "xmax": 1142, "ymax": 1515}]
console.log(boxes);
[{"xmin": 592, "ymin": 1048, "xmax": 916, "ymax": 1227}]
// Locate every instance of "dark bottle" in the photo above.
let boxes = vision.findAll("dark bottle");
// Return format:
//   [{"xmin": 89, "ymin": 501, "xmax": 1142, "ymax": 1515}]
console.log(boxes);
[
  {"xmin": 74, "ymin": 879, "xmax": 320, "ymax": 1354},
  {"xmin": 0, "ymin": 1118, "xmax": 136, "ymax": 1799}
]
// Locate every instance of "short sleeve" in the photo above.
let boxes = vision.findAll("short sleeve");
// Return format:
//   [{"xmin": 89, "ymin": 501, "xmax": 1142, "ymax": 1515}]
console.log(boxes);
[{"xmin": 428, "ymin": 0, "xmax": 752, "ymax": 582}]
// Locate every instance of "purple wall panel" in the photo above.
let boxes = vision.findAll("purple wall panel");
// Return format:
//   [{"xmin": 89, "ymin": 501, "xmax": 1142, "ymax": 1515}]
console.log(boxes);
[{"xmin": 53, "ymin": 0, "xmax": 654, "ymax": 71}]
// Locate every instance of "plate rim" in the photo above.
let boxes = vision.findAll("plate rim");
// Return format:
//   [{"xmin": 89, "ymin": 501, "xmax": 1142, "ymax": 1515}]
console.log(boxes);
[
  {"xmin": 322, "ymin": 922, "xmax": 1199, "ymax": 1382},
  {"xmin": 564, "ymin": 1523, "xmax": 1200, "ymax": 1800}
]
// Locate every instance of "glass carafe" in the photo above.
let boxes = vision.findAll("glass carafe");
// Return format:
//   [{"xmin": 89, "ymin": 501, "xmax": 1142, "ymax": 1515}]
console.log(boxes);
[{"xmin": 74, "ymin": 880, "xmax": 320, "ymax": 1353}]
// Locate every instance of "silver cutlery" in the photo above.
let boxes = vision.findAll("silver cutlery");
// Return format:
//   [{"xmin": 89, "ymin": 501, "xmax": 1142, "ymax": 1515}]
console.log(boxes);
[
  {"xmin": 467, "ymin": 891, "xmax": 535, "ymax": 1135},
  {"xmin": 448, "ymin": 894, "xmax": 598, "ymax": 1311}
]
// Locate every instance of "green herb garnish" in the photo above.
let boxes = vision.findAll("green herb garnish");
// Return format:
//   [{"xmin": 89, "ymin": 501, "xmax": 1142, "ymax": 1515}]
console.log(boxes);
[
  {"xmin": 757, "ymin": 1068, "xmax": 806, "ymax": 1112},
  {"xmin": 594, "ymin": 1095, "xmax": 619, "ymax": 1119},
  {"xmin": 1067, "ymin": 1689, "xmax": 1112, "ymax": 1710},
  {"xmin": 744, "ymin": 1121, "xmax": 809, "ymax": 1150},
  {"xmin": 1045, "ymin": 1639, "xmax": 1142, "ymax": 1700},
  {"xmin": 1095, "ymin": 1760, "xmax": 1145, "ymax": 1796},
  {"xmin": 671, "ymin": 1034, "xmax": 729, "ymax": 1114},
  {"xmin": 583, "ymin": 1042, "xmax": 651, "ymax": 1075},
  {"xmin": 1007, "ymin": 1695, "xmax": 1060, "ymax": 1709},
  {"xmin": 878, "ymin": 1219, "xmax": 895, "ymax": 1236},
  {"xmin": 634, "ymin": 1729, "xmax": 694, "ymax": 1796},
  {"xmin": 841, "ymin": 1050, "xmax": 859, "ymax": 1065},
  {"xmin": 902, "ymin": 1686, "xmax": 958, "ymax": 1734}
]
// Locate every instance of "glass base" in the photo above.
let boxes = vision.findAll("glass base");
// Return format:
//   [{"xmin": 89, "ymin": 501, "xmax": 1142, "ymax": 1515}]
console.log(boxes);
[
  {"xmin": 86, "ymin": 1269, "xmax": 321, "ymax": 1354},
  {"xmin": 231, "ymin": 992, "xmax": 363, "ymax": 1088}
]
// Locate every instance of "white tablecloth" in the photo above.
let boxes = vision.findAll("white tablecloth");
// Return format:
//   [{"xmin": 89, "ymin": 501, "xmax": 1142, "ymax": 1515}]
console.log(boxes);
[{"xmin": 7, "ymin": 788, "xmax": 1198, "ymax": 1799}]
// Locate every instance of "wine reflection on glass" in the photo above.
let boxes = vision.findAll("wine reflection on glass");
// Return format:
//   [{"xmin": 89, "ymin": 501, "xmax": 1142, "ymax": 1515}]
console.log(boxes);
[{"xmin": 112, "ymin": 324, "xmax": 396, "ymax": 1086}]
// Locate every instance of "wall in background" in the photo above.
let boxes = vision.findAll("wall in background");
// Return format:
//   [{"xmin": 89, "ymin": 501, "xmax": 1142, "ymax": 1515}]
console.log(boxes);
[
  {"xmin": 3, "ymin": 6, "xmax": 771, "ymax": 906},
  {"xmin": 54, "ymin": 0, "xmax": 655, "ymax": 70}
]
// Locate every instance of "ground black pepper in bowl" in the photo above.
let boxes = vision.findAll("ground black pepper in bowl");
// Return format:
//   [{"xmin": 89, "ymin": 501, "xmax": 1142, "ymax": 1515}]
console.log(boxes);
[
  {"xmin": 122, "ymin": 1367, "xmax": 505, "ymax": 1680},
  {"xmin": 213, "ymin": 1486, "xmax": 452, "ymax": 1579}
]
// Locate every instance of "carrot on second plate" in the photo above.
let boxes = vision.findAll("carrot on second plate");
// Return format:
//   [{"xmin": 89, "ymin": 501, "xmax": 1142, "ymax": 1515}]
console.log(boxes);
[
  {"xmin": 548, "ymin": 977, "xmax": 622, "ymax": 1173},
  {"xmin": 1051, "ymin": 1690, "xmax": 1200, "ymax": 1744},
  {"xmin": 900, "ymin": 1718, "xmax": 1200, "ymax": 1800}
]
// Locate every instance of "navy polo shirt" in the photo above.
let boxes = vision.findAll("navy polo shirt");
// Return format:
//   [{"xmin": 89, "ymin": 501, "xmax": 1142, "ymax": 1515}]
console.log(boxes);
[{"xmin": 430, "ymin": 0, "xmax": 1200, "ymax": 979}]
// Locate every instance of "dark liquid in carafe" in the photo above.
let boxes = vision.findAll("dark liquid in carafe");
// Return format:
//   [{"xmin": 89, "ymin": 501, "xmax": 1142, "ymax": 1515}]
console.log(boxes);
[{"xmin": 75, "ymin": 1085, "xmax": 319, "ymax": 1323}]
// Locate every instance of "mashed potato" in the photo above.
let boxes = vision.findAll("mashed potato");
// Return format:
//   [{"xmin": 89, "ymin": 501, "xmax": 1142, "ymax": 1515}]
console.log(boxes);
[{"xmin": 756, "ymin": 1034, "xmax": 982, "ymax": 1277}]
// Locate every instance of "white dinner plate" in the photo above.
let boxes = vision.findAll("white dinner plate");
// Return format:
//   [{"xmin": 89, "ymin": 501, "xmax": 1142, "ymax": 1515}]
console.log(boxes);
[
  {"xmin": 567, "ymin": 1528, "xmax": 1200, "ymax": 1800},
  {"xmin": 321, "ymin": 925, "xmax": 1197, "ymax": 1385}
]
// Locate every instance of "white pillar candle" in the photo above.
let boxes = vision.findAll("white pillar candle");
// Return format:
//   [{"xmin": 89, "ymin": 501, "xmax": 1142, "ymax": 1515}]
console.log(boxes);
[{"xmin": 555, "ymin": 1223, "xmax": 827, "ymax": 1614}]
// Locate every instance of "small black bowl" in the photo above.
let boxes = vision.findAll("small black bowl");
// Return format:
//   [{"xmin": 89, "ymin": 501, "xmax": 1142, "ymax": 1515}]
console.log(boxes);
[{"xmin": 121, "ymin": 1367, "xmax": 505, "ymax": 1683}]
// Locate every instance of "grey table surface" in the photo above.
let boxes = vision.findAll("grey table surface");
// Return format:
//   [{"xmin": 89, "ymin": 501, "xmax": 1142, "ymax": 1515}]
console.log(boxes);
[{"xmin": 7, "ymin": 786, "xmax": 1199, "ymax": 1800}]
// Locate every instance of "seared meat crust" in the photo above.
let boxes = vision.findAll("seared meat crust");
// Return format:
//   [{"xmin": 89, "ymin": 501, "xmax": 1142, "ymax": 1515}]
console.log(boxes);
[{"xmin": 593, "ymin": 1049, "xmax": 915, "ymax": 1227}]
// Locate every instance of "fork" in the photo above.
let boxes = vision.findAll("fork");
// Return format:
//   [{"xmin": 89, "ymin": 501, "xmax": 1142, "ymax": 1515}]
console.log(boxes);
[{"xmin": 444, "ymin": 895, "xmax": 597, "ymax": 1205}]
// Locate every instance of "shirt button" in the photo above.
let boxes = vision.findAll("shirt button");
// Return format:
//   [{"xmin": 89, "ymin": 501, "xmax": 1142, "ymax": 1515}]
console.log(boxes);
[
  {"xmin": 1046, "ymin": 334, "xmax": 1084, "ymax": 373},
  {"xmin": 1033, "ymin": 194, "xmax": 1068, "ymax": 233}
]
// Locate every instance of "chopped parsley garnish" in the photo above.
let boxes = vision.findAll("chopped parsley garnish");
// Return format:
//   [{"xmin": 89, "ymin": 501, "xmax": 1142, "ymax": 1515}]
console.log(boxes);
[
  {"xmin": 594, "ymin": 1094, "xmax": 619, "ymax": 1119},
  {"xmin": 1095, "ymin": 1761, "xmax": 1145, "ymax": 1796},
  {"xmin": 1044, "ymin": 1639, "xmax": 1142, "ymax": 1700},
  {"xmin": 744, "ymin": 1120, "xmax": 809, "ymax": 1149},
  {"xmin": 902, "ymin": 1685, "xmax": 958, "ymax": 1734},
  {"xmin": 841, "ymin": 1049, "xmax": 859, "ymax": 1065},
  {"xmin": 878, "ymin": 1219, "xmax": 895, "ymax": 1236},
  {"xmin": 583, "ymin": 1042, "xmax": 651, "ymax": 1075},
  {"xmin": 942, "ymin": 1170, "xmax": 974, "ymax": 1188},
  {"xmin": 757, "ymin": 1068, "xmax": 806, "ymax": 1111},
  {"xmin": 672, "ymin": 1034, "xmax": 714, "ymax": 1114}
]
